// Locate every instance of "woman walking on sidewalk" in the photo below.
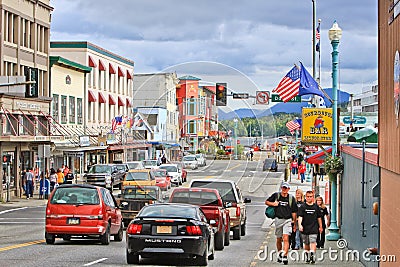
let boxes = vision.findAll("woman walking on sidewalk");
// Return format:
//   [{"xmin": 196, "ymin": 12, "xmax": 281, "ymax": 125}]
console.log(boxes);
[
  {"xmin": 315, "ymin": 196, "xmax": 330, "ymax": 249},
  {"xmin": 291, "ymin": 189, "xmax": 304, "ymax": 250}
]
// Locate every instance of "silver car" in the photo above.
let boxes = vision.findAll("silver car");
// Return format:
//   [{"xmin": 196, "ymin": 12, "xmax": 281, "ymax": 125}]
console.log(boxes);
[
  {"xmin": 182, "ymin": 155, "xmax": 199, "ymax": 170},
  {"xmin": 195, "ymin": 153, "xmax": 206, "ymax": 167}
]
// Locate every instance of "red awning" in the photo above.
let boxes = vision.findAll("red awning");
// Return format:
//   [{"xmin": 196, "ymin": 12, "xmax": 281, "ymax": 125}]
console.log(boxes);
[
  {"xmin": 126, "ymin": 70, "xmax": 133, "ymax": 80},
  {"xmin": 88, "ymin": 55, "xmax": 97, "ymax": 68},
  {"xmin": 88, "ymin": 90, "xmax": 97, "ymax": 102},
  {"xmin": 305, "ymin": 147, "xmax": 332, "ymax": 164},
  {"xmin": 118, "ymin": 66, "xmax": 125, "ymax": 77},
  {"xmin": 98, "ymin": 92, "xmax": 107, "ymax": 103},
  {"xmin": 99, "ymin": 59, "xmax": 106, "ymax": 71},
  {"xmin": 118, "ymin": 96, "xmax": 125, "ymax": 106},
  {"xmin": 109, "ymin": 63, "xmax": 116, "ymax": 74},
  {"xmin": 126, "ymin": 98, "xmax": 133, "ymax": 107},
  {"xmin": 109, "ymin": 94, "xmax": 116, "ymax": 105}
]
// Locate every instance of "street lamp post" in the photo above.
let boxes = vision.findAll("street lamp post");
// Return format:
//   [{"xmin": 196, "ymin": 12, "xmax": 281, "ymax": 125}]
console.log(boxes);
[
  {"xmin": 326, "ymin": 21, "xmax": 342, "ymax": 241},
  {"xmin": 234, "ymin": 118, "xmax": 238, "ymax": 160}
]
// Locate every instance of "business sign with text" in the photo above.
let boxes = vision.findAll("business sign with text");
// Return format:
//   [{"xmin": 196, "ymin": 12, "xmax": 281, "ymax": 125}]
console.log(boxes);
[{"xmin": 301, "ymin": 108, "xmax": 333, "ymax": 144}]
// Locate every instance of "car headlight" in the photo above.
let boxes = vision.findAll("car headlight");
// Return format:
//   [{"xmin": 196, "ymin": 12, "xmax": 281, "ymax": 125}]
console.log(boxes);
[{"xmin": 105, "ymin": 175, "xmax": 112, "ymax": 185}]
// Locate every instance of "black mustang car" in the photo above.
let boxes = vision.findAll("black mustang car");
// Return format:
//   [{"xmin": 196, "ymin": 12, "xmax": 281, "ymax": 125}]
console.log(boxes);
[{"xmin": 126, "ymin": 203, "xmax": 215, "ymax": 265}]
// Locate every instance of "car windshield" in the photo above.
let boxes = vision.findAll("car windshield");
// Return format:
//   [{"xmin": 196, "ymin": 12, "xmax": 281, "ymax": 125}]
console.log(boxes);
[
  {"xmin": 159, "ymin": 165, "xmax": 177, "ymax": 173},
  {"xmin": 139, "ymin": 205, "xmax": 197, "ymax": 219},
  {"xmin": 115, "ymin": 165, "xmax": 126, "ymax": 171},
  {"xmin": 183, "ymin": 156, "xmax": 196, "ymax": 161},
  {"xmin": 50, "ymin": 187, "xmax": 100, "ymax": 204},
  {"xmin": 143, "ymin": 160, "xmax": 157, "ymax": 166},
  {"xmin": 125, "ymin": 172, "xmax": 149, "ymax": 181},
  {"xmin": 171, "ymin": 191, "xmax": 219, "ymax": 205},
  {"xmin": 195, "ymin": 154, "xmax": 202, "ymax": 159},
  {"xmin": 123, "ymin": 187, "xmax": 158, "ymax": 200},
  {"xmin": 88, "ymin": 165, "xmax": 112, "ymax": 174},
  {"xmin": 153, "ymin": 170, "xmax": 167, "ymax": 177},
  {"xmin": 191, "ymin": 181, "xmax": 237, "ymax": 203},
  {"xmin": 127, "ymin": 162, "xmax": 140, "ymax": 169}
]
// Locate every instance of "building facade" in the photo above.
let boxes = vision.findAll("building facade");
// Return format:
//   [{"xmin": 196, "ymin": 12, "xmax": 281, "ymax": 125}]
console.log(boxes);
[
  {"xmin": 378, "ymin": 0, "xmax": 400, "ymax": 263},
  {"xmin": 0, "ymin": 0, "xmax": 53, "ymax": 200}
]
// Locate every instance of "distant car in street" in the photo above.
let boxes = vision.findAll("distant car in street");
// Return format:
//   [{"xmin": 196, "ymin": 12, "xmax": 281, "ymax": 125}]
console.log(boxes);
[
  {"xmin": 142, "ymin": 159, "xmax": 158, "ymax": 169},
  {"xmin": 263, "ymin": 158, "xmax": 278, "ymax": 172},
  {"xmin": 122, "ymin": 169, "xmax": 156, "ymax": 190},
  {"xmin": 45, "ymin": 184, "xmax": 123, "ymax": 245},
  {"xmin": 182, "ymin": 155, "xmax": 199, "ymax": 170},
  {"xmin": 158, "ymin": 164, "xmax": 182, "ymax": 185},
  {"xmin": 195, "ymin": 153, "xmax": 207, "ymax": 166},
  {"xmin": 126, "ymin": 203, "xmax": 215, "ymax": 265},
  {"xmin": 152, "ymin": 168, "xmax": 171, "ymax": 190}
]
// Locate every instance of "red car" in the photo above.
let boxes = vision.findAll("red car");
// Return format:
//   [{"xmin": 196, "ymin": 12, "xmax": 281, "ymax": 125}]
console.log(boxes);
[
  {"xmin": 169, "ymin": 187, "xmax": 230, "ymax": 250},
  {"xmin": 152, "ymin": 169, "xmax": 171, "ymax": 190},
  {"xmin": 45, "ymin": 184, "xmax": 123, "ymax": 245}
]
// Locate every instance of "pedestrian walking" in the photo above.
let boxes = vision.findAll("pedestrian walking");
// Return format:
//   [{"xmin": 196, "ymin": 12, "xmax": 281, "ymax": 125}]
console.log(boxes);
[
  {"xmin": 161, "ymin": 154, "xmax": 167, "ymax": 164},
  {"xmin": 290, "ymin": 188, "xmax": 304, "ymax": 250},
  {"xmin": 56, "ymin": 168, "xmax": 65, "ymax": 185},
  {"xmin": 24, "ymin": 168, "xmax": 34, "ymax": 199},
  {"xmin": 265, "ymin": 182, "xmax": 298, "ymax": 265},
  {"xmin": 298, "ymin": 161, "xmax": 306, "ymax": 183},
  {"xmin": 298, "ymin": 191, "xmax": 323, "ymax": 264},
  {"xmin": 291, "ymin": 160, "xmax": 298, "ymax": 176},
  {"xmin": 63, "ymin": 165, "xmax": 69, "ymax": 177},
  {"xmin": 49, "ymin": 168, "xmax": 57, "ymax": 191},
  {"xmin": 249, "ymin": 150, "xmax": 254, "ymax": 161},
  {"xmin": 315, "ymin": 196, "xmax": 330, "ymax": 249}
]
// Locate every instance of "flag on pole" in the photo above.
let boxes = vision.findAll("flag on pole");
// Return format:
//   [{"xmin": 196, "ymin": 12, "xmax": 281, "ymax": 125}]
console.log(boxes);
[
  {"xmin": 111, "ymin": 118, "xmax": 117, "ymax": 132},
  {"xmin": 286, "ymin": 119, "xmax": 301, "ymax": 134},
  {"xmin": 316, "ymin": 24, "xmax": 320, "ymax": 52}
]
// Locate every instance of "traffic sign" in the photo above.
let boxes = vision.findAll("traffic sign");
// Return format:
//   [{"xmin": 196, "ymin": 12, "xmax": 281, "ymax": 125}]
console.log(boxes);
[
  {"xmin": 256, "ymin": 91, "xmax": 270, "ymax": 105},
  {"xmin": 343, "ymin": 116, "xmax": 367, "ymax": 124},
  {"xmin": 233, "ymin": 93, "xmax": 249, "ymax": 99},
  {"xmin": 287, "ymin": 144, "xmax": 296, "ymax": 155},
  {"xmin": 271, "ymin": 94, "xmax": 301, "ymax": 102}
]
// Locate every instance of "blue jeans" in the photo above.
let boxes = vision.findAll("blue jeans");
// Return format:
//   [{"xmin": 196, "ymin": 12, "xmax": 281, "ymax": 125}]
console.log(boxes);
[
  {"xmin": 295, "ymin": 229, "xmax": 302, "ymax": 248},
  {"xmin": 300, "ymin": 173, "xmax": 305, "ymax": 182},
  {"xmin": 26, "ymin": 180, "xmax": 33, "ymax": 197}
]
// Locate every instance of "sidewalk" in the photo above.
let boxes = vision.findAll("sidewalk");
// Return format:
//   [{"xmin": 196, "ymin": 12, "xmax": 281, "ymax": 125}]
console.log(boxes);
[
  {"xmin": 252, "ymin": 171, "xmax": 364, "ymax": 266},
  {"xmin": 0, "ymin": 192, "xmax": 48, "ymax": 212}
]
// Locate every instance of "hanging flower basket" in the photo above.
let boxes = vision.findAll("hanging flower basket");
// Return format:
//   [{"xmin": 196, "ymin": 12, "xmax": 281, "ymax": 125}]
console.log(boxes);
[{"xmin": 324, "ymin": 155, "xmax": 344, "ymax": 174}]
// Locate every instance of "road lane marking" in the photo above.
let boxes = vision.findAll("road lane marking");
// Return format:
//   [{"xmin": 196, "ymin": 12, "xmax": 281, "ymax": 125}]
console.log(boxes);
[
  {"xmin": 0, "ymin": 207, "xmax": 28, "ymax": 215},
  {"xmin": 227, "ymin": 163, "xmax": 241, "ymax": 171},
  {"xmin": 0, "ymin": 239, "xmax": 45, "ymax": 252},
  {"xmin": 84, "ymin": 258, "xmax": 108, "ymax": 266}
]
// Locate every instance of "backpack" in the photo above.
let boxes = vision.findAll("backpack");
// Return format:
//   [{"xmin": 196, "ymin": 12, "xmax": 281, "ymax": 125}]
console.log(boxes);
[{"xmin": 265, "ymin": 192, "xmax": 294, "ymax": 219}]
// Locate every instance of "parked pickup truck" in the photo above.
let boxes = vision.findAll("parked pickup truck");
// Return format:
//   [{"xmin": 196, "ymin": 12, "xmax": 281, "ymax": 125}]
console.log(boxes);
[
  {"xmin": 84, "ymin": 164, "xmax": 126, "ymax": 192},
  {"xmin": 117, "ymin": 186, "xmax": 163, "ymax": 227},
  {"xmin": 169, "ymin": 187, "xmax": 230, "ymax": 250},
  {"xmin": 189, "ymin": 179, "xmax": 251, "ymax": 240}
]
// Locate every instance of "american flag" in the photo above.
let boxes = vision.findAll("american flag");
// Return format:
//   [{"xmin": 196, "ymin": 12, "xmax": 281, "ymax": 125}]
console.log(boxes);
[
  {"xmin": 286, "ymin": 119, "xmax": 301, "ymax": 134},
  {"xmin": 273, "ymin": 66, "xmax": 301, "ymax": 102},
  {"xmin": 316, "ymin": 24, "xmax": 320, "ymax": 52}
]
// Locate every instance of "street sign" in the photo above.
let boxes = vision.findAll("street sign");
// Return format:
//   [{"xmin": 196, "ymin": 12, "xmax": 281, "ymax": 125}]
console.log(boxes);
[
  {"xmin": 232, "ymin": 93, "xmax": 249, "ymax": 99},
  {"xmin": 256, "ymin": 91, "xmax": 270, "ymax": 104},
  {"xmin": 343, "ymin": 116, "xmax": 367, "ymax": 124},
  {"xmin": 271, "ymin": 94, "xmax": 301, "ymax": 102},
  {"xmin": 287, "ymin": 144, "xmax": 296, "ymax": 155}
]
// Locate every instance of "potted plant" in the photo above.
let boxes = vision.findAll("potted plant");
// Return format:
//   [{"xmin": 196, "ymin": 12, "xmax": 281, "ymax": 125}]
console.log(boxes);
[{"xmin": 324, "ymin": 155, "xmax": 344, "ymax": 174}]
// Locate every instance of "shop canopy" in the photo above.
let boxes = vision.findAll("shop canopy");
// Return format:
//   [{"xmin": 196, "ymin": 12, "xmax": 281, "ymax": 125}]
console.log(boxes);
[{"xmin": 305, "ymin": 146, "xmax": 332, "ymax": 164}]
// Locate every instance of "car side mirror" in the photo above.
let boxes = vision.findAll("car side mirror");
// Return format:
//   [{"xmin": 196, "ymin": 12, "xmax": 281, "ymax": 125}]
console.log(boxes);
[
  {"xmin": 209, "ymin": 219, "xmax": 216, "ymax": 225},
  {"xmin": 119, "ymin": 201, "xmax": 128, "ymax": 210},
  {"xmin": 244, "ymin": 197, "xmax": 251, "ymax": 203}
]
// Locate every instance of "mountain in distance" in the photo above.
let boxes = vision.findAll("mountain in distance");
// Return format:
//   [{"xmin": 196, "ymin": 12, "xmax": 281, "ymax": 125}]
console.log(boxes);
[{"xmin": 219, "ymin": 88, "xmax": 350, "ymax": 120}]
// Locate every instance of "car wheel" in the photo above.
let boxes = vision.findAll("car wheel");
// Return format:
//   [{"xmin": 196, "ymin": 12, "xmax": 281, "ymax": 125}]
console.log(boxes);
[
  {"xmin": 194, "ymin": 242, "xmax": 208, "ymax": 266},
  {"xmin": 214, "ymin": 230, "xmax": 224, "ymax": 250},
  {"xmin": 224, "ymin": 224, "xmax": 230, "ymax": 246},
  {"xmin": 114, "ymin": 223, "xmax": 123, "ymax": 242},
  {"xmin": 100, "ymin": 224, "xmax": 110, "ymax": 245},
  {"xmin": 62, "ymin": 235, "xmax": 71, "ymax": 241},
  {"xmin": 241, "ymin": 220, "xmax": 246, "ymax": 236},
  {"xmin": 232, "ymin": 225, "xmax": 241, "ymax": 240},
  {"xmin": 126, "ymin": 249, "xmax": 139, "ymax": 264},
  {"xmin": 45, "ymin": 232, "xmax": 55, "ymax": 245}
]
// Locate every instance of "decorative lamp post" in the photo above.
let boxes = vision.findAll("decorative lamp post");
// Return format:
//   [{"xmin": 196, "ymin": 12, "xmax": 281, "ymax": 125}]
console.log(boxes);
[
  {"xmin": 234, "ymin": 118, "xmax": 238, "ymax": 160},
  {"xmin": 326, "ymin": 20, "xmax": 342, "ymax": 241}
]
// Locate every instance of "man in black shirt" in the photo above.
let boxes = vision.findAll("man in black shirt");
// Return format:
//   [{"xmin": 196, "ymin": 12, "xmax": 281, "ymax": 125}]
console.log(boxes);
[
  {"xmin": 298, "ymin": 191, "xmax": 323, "ymax": 264},
  {"xmin": 265, "ymin": 182, "xmax": 298, "ymax": 265}
]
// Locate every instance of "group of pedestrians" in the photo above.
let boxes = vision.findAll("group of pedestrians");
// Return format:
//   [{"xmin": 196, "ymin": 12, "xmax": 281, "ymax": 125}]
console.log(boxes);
[
  {"xmin": 290, "ymin": 154, "xmax": 307, "ymax": 183},
  {"xmin": 22, "ymin": 164, "xmax": 74, "ymax": 199},
  {"xmin": 265, "ymin": 182, "xmax": 330, "ymax": 265}
]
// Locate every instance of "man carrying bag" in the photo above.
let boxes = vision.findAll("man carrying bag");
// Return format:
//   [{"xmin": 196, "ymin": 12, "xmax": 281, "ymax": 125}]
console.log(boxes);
[{"xmin": 265, "ymin": 182, "xmax": 298, "ymax": 265}]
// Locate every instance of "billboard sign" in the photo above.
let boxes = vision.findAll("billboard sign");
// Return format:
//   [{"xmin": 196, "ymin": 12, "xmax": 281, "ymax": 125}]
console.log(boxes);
[{"xmin": 301, "ymin": 108, "xmax": 333, "ymax": 144}]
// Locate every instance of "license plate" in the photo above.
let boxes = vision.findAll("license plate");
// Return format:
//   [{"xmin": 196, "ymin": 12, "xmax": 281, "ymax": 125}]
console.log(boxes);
[
  {"xmin": 157, "ymin": 226, "xmax": 172, "ymax": 234},
  {"xmin": 67, "ymin": 218, "xmax": 80, "ymax": 225}
]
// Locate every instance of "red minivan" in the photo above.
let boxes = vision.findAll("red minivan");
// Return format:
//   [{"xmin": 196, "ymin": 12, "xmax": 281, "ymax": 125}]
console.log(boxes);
[{"xmin": 45, "ymin": 184, "xmax": 123, "ymax": 245}]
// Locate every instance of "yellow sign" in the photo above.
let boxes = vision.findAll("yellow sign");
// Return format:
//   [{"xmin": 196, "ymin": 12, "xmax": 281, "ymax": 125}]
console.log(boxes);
[{"xmin": 301, "ymin": 108, "xmax": 333, "ymax": 144}]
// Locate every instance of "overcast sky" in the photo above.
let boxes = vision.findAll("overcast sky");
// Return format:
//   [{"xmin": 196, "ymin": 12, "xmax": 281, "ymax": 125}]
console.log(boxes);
[{"xmin": 50, "ymin": 0, "xmax": 377, "ymax": 112}]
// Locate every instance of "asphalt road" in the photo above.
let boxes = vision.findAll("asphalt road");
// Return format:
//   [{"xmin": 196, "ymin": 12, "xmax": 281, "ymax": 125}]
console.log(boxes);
[{"xmin": 0, "ymin": 155, "xmax": 284, "ymax": 266}]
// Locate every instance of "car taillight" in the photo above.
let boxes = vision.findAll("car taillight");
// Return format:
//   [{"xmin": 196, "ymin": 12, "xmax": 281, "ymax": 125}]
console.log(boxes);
[
  {"xmin": 236, "ymin": 206, "xmax": 241, "ymax": 217},
  {"xmin": 186, "ymin": 225, "xmax": 202, "ymax": 235},
  {"xmin": 127, "ymin": 223, "xmax": 142, "ymax": 234}
]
